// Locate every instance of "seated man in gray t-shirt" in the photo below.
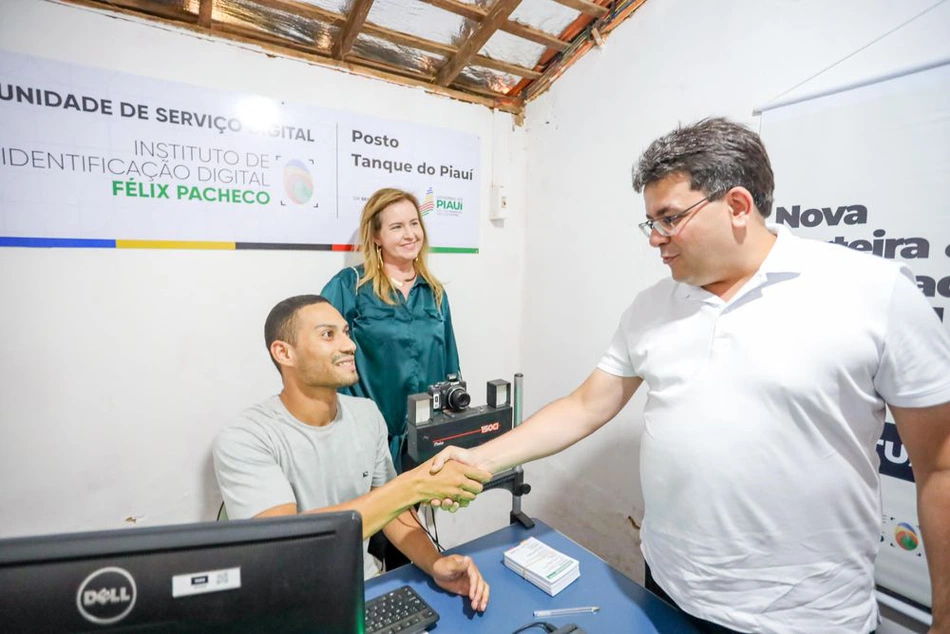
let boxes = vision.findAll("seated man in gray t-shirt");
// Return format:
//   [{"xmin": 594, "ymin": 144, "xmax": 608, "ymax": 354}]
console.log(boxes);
[{"xmin": 213, "ymin": 294, "xmax": 490, "ymax": 613}]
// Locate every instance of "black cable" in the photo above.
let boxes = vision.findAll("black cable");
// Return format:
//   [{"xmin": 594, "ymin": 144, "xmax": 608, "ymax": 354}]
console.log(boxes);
[
  {"xmin": 510, "ymin": 622, "xmax": 555, "ymax": 634},
  {"xmin": 409, "ymin": 505, "xmax": 444, "ymax": 553},
  {"xmin": 431, "ymin": 505, "xmax": 441, "ymax": 550}
]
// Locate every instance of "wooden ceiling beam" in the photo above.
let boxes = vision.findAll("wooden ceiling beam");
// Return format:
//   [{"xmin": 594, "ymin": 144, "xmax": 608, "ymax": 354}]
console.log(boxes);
[
  {"xmin": 502, "ymin": 19, "xmax": 569, "ymax": 52},
  {"xmin": 197, "ymin": 0, "xmax": 213, "ymax": 28},
  {"xmin": 215, "ymin": 21, "xmax": 328, "ymax": 56},
  {"xmin": 362, "ymin": 23, "xmax": 454, "ymax": 57},
  {"xmin": 451, "ymin": 78, "xmax": 511, "ymax": 100},
  {"xmin": 420, "ymin": 0, "xmax": 486, "ymax": 22},
  {"xmin": 72, "ymin": 0, "xmax": 196, "ymax": 21},
  {"xmin": 435, "ymin": 0, "xmax": 522, "ymax": 86},
  {"xmin": 473, "ymin": 55, "xmax": 541, "ymax": 80},
  {"xmin": 345, "ymin": 54, "xmax": 435, "ymax": 82},
  {"xmin": 552, "ymin": 0, "xmax": 608, "ymax": 18},
  {"xmin": 333, "ymin": 0, "xmax": 375, "ymax": 59},
  {"xmin": 421, "ymin": 0, "xmax": 568, "ymax": 52},
  {"xmin": 361, "ymin": 23, "xmax": 540, "ymax": 80},
  {"xmin": 347, "ymin": 54, "xmax": 518, "ymax": 100}
]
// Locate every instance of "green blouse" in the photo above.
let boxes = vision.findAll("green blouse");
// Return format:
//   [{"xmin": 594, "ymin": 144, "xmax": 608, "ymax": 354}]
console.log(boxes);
[{"xmin": 321, "ymin": 265, "xmax": 460, "ymax": 470}]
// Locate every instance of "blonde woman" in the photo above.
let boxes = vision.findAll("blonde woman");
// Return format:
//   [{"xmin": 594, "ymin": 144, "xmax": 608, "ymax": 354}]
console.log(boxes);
[{"xmin": 322, "ymin": 188, "xmax": 460, "ymax": 473}]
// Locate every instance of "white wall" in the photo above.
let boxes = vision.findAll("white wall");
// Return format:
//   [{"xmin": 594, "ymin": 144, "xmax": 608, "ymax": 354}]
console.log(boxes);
[
  {"xmin": 518, "ymin": 4, "xmax": 944, "ymax": 632},
  {"xmin": 0, "ymin": 0, "xmax": 526, "ymax": 545}
]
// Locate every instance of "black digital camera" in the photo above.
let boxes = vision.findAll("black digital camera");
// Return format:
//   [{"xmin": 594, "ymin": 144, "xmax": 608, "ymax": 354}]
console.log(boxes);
[
  {"xmin": 427, "ymin": 373, "xmax": 471, "ymax": 412},
  {"xmin": 406, "ymin": 377, "xmax": 512, "ymax": 466}
]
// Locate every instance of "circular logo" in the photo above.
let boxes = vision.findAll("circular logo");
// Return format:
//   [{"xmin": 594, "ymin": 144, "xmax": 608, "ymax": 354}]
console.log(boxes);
[
  {"xmin": 894, "ymin": 522, "xmax": 919, "ymax": 551},
  {"xmin": 283, "ymin": 159, "xmax": 314, "ymax": 204},
  {"xmin": 76, "ymin": 566, "xmax": 137, "ymax": 625}
]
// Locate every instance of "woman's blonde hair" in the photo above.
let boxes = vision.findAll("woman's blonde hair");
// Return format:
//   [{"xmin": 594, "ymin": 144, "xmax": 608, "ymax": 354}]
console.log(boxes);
[{"xmin": 357, "ymin": 188, "xmax": 444, "ymax": 308}]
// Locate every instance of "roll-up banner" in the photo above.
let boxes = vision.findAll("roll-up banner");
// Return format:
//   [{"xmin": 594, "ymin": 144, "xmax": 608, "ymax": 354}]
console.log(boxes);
[{"xmin": 759, "ymin": 62, "xmax": 950, "ymax": 616}]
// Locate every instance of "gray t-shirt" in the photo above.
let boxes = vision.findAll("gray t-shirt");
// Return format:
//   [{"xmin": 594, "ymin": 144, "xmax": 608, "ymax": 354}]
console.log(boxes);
[{"xmin": 212, "ymin": 394, "xmax": 397, "ymax": 579}]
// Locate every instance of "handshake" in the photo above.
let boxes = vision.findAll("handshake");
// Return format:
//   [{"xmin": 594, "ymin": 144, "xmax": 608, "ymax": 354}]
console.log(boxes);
[
  {"xmin": 403, "ymin": 374, "xmax": 514, "ymax": 509},
  {"xmin": 404, "ymin": 446, "xmax": 489, "ymax": 512}
]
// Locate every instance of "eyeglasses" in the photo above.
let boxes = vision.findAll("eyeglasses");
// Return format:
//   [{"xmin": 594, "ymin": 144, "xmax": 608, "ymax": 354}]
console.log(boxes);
[{"xmin": 638, "ymin": 191, "xmax": 722, "ymax": 238}]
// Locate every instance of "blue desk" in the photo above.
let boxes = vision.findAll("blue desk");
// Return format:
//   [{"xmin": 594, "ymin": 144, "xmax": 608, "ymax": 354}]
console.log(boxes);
[{"xmin": 366, "ymin": 519, "xmax": 699, "ymax": 633}]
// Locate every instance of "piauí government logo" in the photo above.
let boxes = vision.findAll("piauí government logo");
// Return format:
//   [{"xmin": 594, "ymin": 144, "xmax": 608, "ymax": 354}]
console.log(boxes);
[{"xmin": 420, "ymin": 186, "xmax": 463, "ymax": 217}]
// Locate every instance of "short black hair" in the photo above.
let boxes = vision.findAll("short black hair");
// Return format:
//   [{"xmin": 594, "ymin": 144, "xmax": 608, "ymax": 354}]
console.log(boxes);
[
  {"xmin": 264, "ymin": 295, "xmax": 330, "ymax": 373},
  {"xmin": 632, "ymin": 117, "xmax": 775, "ymax": 217}
]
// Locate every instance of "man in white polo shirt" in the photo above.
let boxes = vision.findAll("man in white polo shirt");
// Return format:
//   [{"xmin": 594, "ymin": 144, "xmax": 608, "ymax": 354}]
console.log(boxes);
[{"xmin": 430, "ymin": 118, "xmax": 950, "ymax": 633}]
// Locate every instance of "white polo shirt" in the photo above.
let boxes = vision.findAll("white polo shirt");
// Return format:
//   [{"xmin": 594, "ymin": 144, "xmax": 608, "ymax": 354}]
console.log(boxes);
[{"xmin": 599, "ymin": 226, "xmax": 950, "ymax": 634}]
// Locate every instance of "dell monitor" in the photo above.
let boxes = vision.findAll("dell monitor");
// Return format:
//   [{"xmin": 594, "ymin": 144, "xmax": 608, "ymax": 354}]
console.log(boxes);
[{"xmin": 0, "ymin": 512, "xmax": 364, "ymax": 632}]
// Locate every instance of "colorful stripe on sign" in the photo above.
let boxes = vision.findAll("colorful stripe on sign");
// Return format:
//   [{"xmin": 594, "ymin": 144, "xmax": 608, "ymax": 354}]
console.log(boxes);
[
  {"xmin": 0, "ymin": 237, "xmax": 477, "ymax": 253},
  {"xmin": 0, "ymin": 237, "xmax": 115, "ymax": 248},
  {"xmin": 116, "ymin": 240, "xmax": 235, "ymax": 250}
]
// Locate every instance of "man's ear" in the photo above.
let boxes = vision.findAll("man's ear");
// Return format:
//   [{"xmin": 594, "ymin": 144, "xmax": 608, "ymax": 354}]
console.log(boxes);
[
  {"xmin": 726, "ymin": 186, "xmax": 756, "ymax": 228},
  {"xmin": 270, "ymin": 340, "xmax": 294, "ymax": 370}
]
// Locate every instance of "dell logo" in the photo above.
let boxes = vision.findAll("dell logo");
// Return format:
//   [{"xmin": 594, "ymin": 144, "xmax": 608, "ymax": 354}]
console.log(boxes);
[
  {"xmin": 76, "ymin": 566, "xmax": 137, "ymax": 625},
  {"xmin": 84, "ymin": 586, "xmax": 132, "ymax": 605}
]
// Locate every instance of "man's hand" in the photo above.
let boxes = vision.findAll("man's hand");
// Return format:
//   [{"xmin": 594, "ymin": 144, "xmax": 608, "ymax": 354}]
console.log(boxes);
[
  {"xmin": 423, "ymin": 447, "xmax": 487, "ymax": 510},
  {"xmin": 406, "ymin": 457, "xmax": 490, "ymax": 508},
  {"xmin": 429, "ymin": 446, "xmax": 485, "ymax": 474},
  {"xmin": 431, "ymin": 554, "xmax": 490, "ymax": 612}
]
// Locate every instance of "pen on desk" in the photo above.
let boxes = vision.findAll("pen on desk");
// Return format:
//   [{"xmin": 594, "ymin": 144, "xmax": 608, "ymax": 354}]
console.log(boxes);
[{"xmin": 534, "ymin": 606, "xmax": 600, "ymax": 618}]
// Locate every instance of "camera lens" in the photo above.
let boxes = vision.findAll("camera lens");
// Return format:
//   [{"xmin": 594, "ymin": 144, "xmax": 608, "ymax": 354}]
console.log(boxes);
[{"xmin": 445, "ymin": 386, "xmax": 471, "ymax": 411}]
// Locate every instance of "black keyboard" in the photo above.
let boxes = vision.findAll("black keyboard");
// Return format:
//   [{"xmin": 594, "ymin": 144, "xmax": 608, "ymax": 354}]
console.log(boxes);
[{"xmin": 364, "ymin": 584, "xmax": 440, "ymax": 634}]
